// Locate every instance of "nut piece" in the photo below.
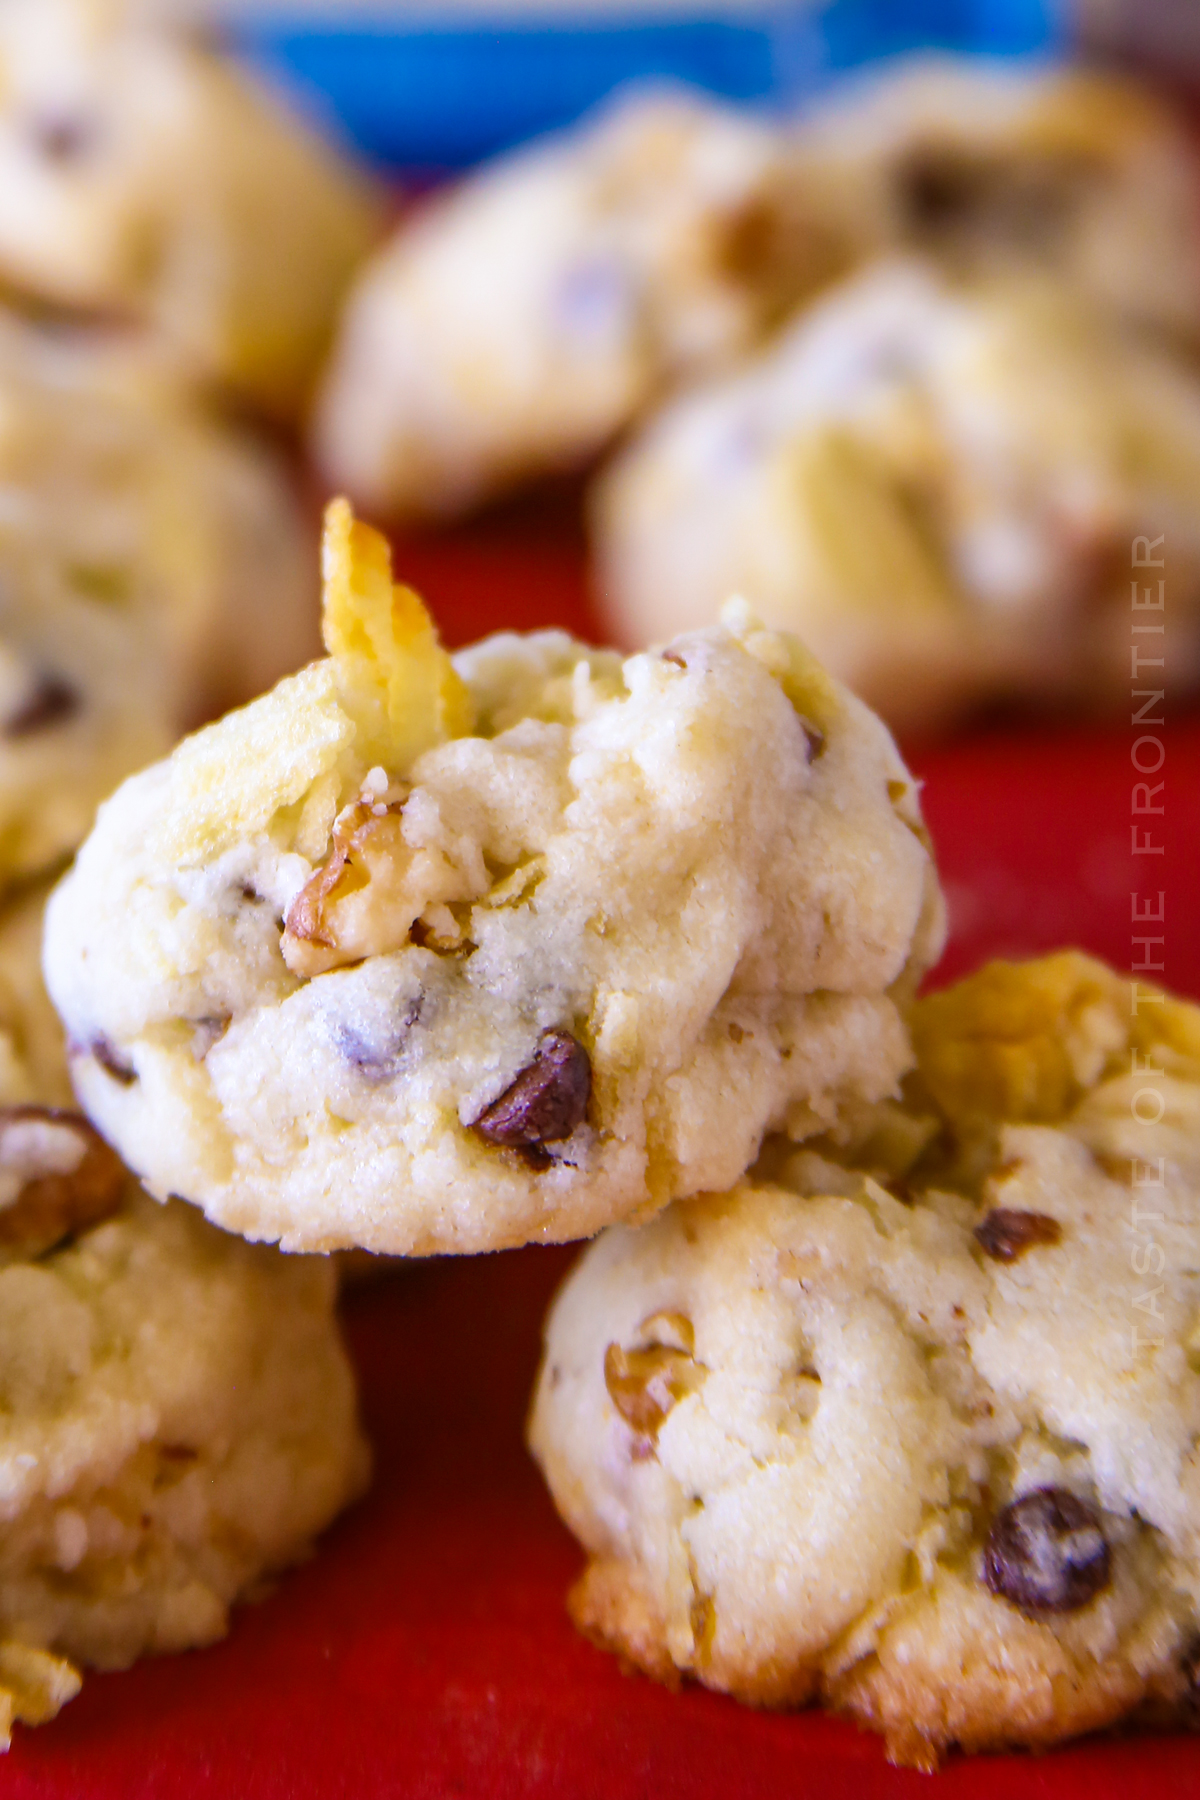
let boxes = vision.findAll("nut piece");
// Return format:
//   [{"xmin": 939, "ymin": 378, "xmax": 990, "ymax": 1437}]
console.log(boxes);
[
  {"xmin": 604, "ymin": 1320, "xmax": 705, "ymax": 1439},
  {"xmin": 470, "ymin": 1030, "xmax": 591, "ymax": 1169},
  {"xmin": 0, "ymin": 1107, "xmax": 126, "ymax": 1258},
  {"xmin": 4, "ymin": 672, "xmax": 80, "ymax": 738},
  {"xmin": 282, "ymin": 798, "xmax": 487, "ymax": 979},
  {"xmin": 975, "ymin": 1208, "xmax": 1063, "ymax": 1262},
  {"xmin": 982, "ymin": 1486, "xmax": 1112, "ymax": 1615}
]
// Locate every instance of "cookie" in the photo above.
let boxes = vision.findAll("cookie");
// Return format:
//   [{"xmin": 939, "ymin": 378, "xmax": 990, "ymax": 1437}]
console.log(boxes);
[
  {"xmin": 0, "ymin": 312, "xmax": 317, "ymax": 730},
  {"xmin": 0, "ymin": 534, "xmax": 171, "ymax": 894},
  {"xmin": 529, "ymin": 954, "xmax": 1200, "ymax": 1767},
  {"xmin": 0, "ymin": 0, "xmax": 382, "ymax": 419},
  {"xmin": 43, "ymin": 499, "xmax": 943, "ymax": 1256},
  {"xmin": 784, "ymin": 57, "xmax": 1200, "ymax": 342},
  {"xmin": 0, "ymin": 880, "xmax": 71, "ymax": 1108},
  {"xmin": 594, "ymin": 259, "xmax": 1200, "ymax": 732},
  {"xmin": 314, "ymin": 86, "xmax": 827, "ymax": 518},
  {"xmin": 0, "ymin": 1102, "xmax": 369, "ymax": 1745}
]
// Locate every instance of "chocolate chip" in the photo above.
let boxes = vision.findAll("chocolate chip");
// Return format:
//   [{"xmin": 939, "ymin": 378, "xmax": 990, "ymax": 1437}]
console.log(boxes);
[
  {"xmin": 4, "ymin": 673, "xmax": 79, "ymax": 738},
  {"xmin": 89, "ymin": 1036, "xmax": 136, "ymax": 1085},
  {"xmin": 31, "ymin": 113, "xmax": 97, "ymax": 163},
  {"xmin": 470, "ymin": 1029, "xmax": 591, "ymax": 1167},
  {"xmin": 337, "ymin": 995, "xmax": 423, "ymax": 1084},
  {"xmin": 0, "ymin": 1106, "xmax": 126, "ymax": 1257},
  {"xmin": 982, "ymin": 1486, "xmax": 1111, "ymax": 1615},
  {"xmin": 975, "ymin": 1208, "xmax": 1063, "ymax": 1262}
]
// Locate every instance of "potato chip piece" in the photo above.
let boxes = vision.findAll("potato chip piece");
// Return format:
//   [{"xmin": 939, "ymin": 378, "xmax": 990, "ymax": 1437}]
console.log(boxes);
[
  {"xmin": 156, "ymin": 661, "xmax": 353, "ymax": 865},
  {"xmin": 321, "ymin": 498, "xmax": 473, "ymax": 769}
]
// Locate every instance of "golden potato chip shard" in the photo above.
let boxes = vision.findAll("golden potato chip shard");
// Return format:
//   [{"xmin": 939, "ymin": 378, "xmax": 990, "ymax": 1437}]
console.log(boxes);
[
  {"xmin": 0, "ymin": 1642, "xmax": 81, "ymax": 1730},
  {"xmin": 157, "ymin": 661, "xmax": 353, "ymax": 865},
  {"xmin": 321, "ymin": 498, "xmax": 473, "ymax": 770}
]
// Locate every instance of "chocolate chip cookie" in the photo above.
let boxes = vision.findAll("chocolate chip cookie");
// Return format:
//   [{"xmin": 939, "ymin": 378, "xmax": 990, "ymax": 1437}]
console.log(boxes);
[
  {"xmin": 44, "ymin": 499, "xmax": 942, "ymax": 1255},
  {"xmin": 530, "ymin": 954, "xmax": 1200, "ymax": 1766}
]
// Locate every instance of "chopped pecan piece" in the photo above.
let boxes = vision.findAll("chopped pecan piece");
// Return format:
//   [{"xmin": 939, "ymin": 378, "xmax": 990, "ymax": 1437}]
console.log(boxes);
[
  {"xmin": 0, "ymin": 1107, "xmax": 126, "ymax": 1257},
  {"xmin": 469, "ymin": 1030, "xmax": 591, "ymax": 1168},
  {"xmin": 974, "ymin": 1208, "xmax": 1063, "ymax": 1262},
  {"xmin": 604, "ymin": 1330, "xmax": 705, "ymax": 1439},
  {"xmin": 282, "ymin": 797, "xmax": 486, "ymax": 978},
  {"xmin": 983, "ymin": 1486, "xmax": 1111, "ymax": 1615}
]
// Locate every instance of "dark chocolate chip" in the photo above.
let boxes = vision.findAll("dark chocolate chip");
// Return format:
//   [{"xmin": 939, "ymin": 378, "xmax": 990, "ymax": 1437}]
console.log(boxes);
[
  {"xmin": 470, "ymin": 1029, "xmax": 591, "ymax": 1165},
  {"xmin": 31, "ymin": 113, "xmax": 97, "ymax": 163},
  {"xmin": 337, "ymin": 995, "xmax": 423, "ymax": 1084},
  {"xmin": 982, "ymin": 1486, "xmax": 1111, "ymax": 1615},
  {"xmin": 5, "ymin": 673, "xmax": 79, "ymax": 738},
  {"xmin": 89, "ymin": 1036, "xmax": 137, "ymax": 1086},
  {"xmin": 975, "ymin": 1208, "xmax": 1063, "ymax": 1262}
]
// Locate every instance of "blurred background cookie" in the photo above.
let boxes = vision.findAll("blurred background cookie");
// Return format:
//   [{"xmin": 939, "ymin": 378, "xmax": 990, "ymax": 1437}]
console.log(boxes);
[
  {"xmin": 0, "ymin": 0, "xmax": 384, "ymax": 421},
  {"xmin": 593, "ymin": 259, "xmax": 1200, "ymax": 732},
  {"xmin": 313, "ymin": 86, "xmax": 829, "ymax": 520}
]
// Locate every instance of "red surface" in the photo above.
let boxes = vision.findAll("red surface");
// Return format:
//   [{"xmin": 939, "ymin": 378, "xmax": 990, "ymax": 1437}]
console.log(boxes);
[{"xmin": 7, "ymin": 506, "xmax": 1199, "ymax": 1794}]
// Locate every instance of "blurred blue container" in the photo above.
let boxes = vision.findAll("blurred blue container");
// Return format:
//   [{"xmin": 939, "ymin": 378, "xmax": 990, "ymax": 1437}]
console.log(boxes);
[{"xmin": 231, "ymin": 1, "xmax": 1064, "ymax": 171}]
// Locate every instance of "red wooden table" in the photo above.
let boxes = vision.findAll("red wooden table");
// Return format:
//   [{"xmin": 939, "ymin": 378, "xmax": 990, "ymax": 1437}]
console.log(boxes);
[{"xmin": 7, "ymin": 495, "xmax": 1197, "ymax": 1796}]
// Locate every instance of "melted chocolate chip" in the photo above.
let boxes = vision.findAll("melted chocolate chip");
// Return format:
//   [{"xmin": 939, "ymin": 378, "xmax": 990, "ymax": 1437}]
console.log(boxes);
[
  {"xmin": 89, "ymin": 1036, "xmax": 137, "ymax": 1086},
  {"xmin": 5, "ymin": 673, "xmax": 79, "ymax": 738},
  {"xmin": 0, "ymin": 1106, "xmax": 126, "ymax": 1256},
  {"xmin": 975, "ymin": 1208, "xmax": 1063, "ymax": 1262},
  {"xmin": 31, "ymin": 113, "xmax": 97, "ymax": 163},
  {"xmin": 470, "ymin": 1029, "xmax": 591, "ymax": 1167},
  {"xmin": 337, "ymin": 995, "xmax": 423, "ymax": 1084},
  {"xmin": 982, "ymin": 1486, "xmax": 1111, "ymax": 1615}
]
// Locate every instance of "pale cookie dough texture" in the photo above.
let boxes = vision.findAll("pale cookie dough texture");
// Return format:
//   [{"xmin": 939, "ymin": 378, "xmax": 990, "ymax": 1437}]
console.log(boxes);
[
  {"xmin": 595, "ymin": 259, "xmax": 1200, "ymax": 733},
  {"xmin": 0, "ymin": 312, "xmax": 317, "ymax": 731},
  {"xmin": 314, "ymin": 86, "xmax": 826, "ymax": 519},
  {"xmin": 0, "ymin": 0, "xmax": 383, "ymax": 419},
  {"xmin": 782, "ymin": 57, "xmax": 1200, "ymax": 342},
  {"xmin": 530, "ymin": 954, "xmax": 1200, "ymax": 1768},
  {"xmin": 44, "ymin": 501, "xmax": 944, "ymax": 1256},
  {"xmin": 0, "ymin": 1103, "xmax": 369, "ymax": 1745}
]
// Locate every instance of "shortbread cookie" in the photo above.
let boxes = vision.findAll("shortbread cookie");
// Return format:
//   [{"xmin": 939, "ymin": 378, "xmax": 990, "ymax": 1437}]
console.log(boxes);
[
  {"xmin": 0, "ymin": 0, "xmax": 382, "ymax": 419},
  {"xmin": 43, "ymin": 500, "xmax": 943, "ymax": 1256},
  {"xmin": 784, "ymin": 57, "xmax": 1200, "ymax": 342},
  {"xmin": 0, "ymin": 1101, "xmax": 369, "ymax": 1746},
  {"xmin": 0, "ymin": 313, "xmax": 317, "ymax": 729},
  {"xmin": 595, "ymin": 260, "xmax": 1200, "ymax": 732},
  {"xmin": 315, "ymin": 86, "xmax": 828, "ymax": 518},
  {"xmin": 530, "ymin": 954, "xmax": 1200, "ymax": 1767}
]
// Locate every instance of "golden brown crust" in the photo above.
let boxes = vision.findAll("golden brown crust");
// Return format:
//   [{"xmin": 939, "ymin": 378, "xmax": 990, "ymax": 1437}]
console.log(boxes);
[
  {"xmin": 827, "ymin": 1574, "xmax": 1171, "ymax": 1769},
  {"xmin": 568, "ymin": 1559, "xmax": 680, "ymax": 1688}
]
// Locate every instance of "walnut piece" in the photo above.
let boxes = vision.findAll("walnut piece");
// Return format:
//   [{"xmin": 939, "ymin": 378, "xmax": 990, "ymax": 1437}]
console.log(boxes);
[
  {"xmin": 0, "ymin": 1107, "xmax": 126, "ymax": 1258},
  {"xmin": 604, "ymin": 1311, "xmax": 705, "ymax": 1439},
  {"xmin": 281, "ymin": 798, "xmax": 487, "ymax": 978}
]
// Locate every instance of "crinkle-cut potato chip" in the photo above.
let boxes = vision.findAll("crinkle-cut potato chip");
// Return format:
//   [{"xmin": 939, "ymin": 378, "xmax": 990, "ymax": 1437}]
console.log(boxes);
[
  {"xmin": 321, "ymin": 497, "xmax": 474, "ymax": 768},
  {"xmin": 44, "ymin": 502, "xmax": 943, "ymax": 1256}
]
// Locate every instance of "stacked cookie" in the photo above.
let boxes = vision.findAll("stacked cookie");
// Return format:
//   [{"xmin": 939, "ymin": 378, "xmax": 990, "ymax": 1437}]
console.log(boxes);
[{"xmin": 38, "ymin": 498, "xmax": 1200, "ymax": 1767}]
